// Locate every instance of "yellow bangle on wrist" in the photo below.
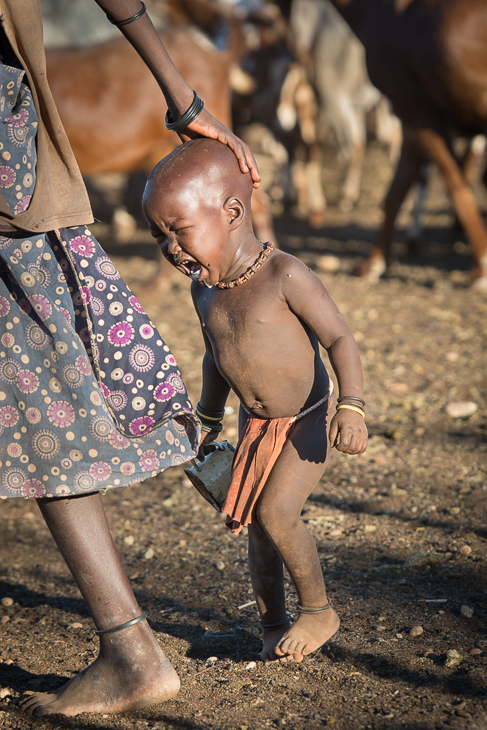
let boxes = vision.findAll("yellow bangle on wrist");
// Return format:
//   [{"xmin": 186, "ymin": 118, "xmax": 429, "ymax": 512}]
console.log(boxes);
[{"xmin": 336, "ymin": 404, "xmax": 365, "ymax": 418}]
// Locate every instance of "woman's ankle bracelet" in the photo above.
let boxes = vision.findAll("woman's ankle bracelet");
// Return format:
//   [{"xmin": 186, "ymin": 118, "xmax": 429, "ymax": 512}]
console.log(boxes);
[{"xmin": 260, "ymin": 614, "xmax": 292, "ymax": 629}]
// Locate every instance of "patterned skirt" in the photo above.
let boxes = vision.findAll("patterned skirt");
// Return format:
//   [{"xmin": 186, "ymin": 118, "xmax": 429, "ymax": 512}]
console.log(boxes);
[
  {"xmin": 0, "ymin": 36, "xmax": 199, "ymax": 499},
  {"xmin": 0, "ymin": 226, "xmax": 199, "ymax": 499}
]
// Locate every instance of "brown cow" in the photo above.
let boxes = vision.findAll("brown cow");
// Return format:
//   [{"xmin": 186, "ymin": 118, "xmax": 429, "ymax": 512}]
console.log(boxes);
[
  {"xmin": 330, "ymin": 0, "xmax": 487, "ymax": 287},
  {"xmin": 46, "ymin": 24, "xmax": 274, "ymax": 288}
]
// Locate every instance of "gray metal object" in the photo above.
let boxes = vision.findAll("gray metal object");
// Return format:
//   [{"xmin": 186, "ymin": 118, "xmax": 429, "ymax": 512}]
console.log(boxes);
[{"xmin": 184, "ymin": 441, "xmax": 236, "ymax": 512}]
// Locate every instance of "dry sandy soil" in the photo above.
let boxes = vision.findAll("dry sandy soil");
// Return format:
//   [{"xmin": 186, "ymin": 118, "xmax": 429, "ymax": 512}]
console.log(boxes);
[{"xmin": 1, "ymin": 145, "xmax": 486, "ymax": 730}]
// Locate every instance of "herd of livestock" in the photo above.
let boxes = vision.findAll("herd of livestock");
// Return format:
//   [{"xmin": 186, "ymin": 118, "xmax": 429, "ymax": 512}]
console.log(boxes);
[{"xmin": 43, "ymin": 0, "xmax": 487, "ymax": 289}]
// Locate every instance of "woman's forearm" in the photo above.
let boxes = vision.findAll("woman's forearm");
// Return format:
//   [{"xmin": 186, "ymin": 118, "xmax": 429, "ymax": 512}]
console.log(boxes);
[{"xmin": 93, "ymin": 0, "xmax": 193, "ymax": 117}]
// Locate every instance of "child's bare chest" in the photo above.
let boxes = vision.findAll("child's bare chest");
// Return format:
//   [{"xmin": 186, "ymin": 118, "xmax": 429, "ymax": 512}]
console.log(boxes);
[{"xmin": 196, "ymin": 283, "xmax": 288, "ymax": 344}]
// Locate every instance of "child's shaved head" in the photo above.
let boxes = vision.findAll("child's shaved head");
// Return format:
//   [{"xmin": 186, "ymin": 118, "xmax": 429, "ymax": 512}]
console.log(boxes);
[{"xmin": 144, "ymin": 138, "xmax": 252, "ymax": 213}]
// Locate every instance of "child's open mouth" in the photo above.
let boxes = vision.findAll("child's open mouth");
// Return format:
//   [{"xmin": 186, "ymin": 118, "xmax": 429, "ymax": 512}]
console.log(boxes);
[{"xmin": 173, "ymin": 255, "xmax": 203, "ymax": 281}]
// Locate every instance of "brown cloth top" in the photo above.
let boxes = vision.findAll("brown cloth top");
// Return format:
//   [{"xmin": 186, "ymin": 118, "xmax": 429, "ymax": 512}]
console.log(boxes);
[{"xmin": 0, "ymin": 0, "xmax": 93, "ymax": 233}]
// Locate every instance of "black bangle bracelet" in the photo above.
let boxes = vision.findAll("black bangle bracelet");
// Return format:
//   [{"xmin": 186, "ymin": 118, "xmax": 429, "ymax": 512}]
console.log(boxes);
[
  {"xmin": 196, "ymin": 402, "xmax": 225, "ymax": 420},
  {"xmin": 337, "ymin": 396, "xmax": 365, "ymax": 406},
  {"xmin": 200, "ymin": 421, "xmax": 223, "ymax": 432},
  {"xmin": 107, "ymin": 2, "xmax": 147, "ymax": 27},
  {"xmin": 165, "ymin": 91, "xmax": 205, "ymax": 133}
]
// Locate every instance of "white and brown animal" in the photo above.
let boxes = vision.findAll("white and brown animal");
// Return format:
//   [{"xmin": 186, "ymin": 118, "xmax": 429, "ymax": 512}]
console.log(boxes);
[
  {"xmin": 290, "ymin": 0, "xmax": 401, "ymax": 213},
  {"xmin": 328, "ymin": 0, "xmax": 487, "ymax": 287}
]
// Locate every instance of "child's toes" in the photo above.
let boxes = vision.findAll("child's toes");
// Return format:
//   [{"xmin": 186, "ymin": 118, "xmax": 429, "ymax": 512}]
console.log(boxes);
[
  {"xmin": 280, "ymin": 637, "xmax": 298, "ymax": 655},
  {"xmin": 293, "ymin": 641, "xmax": 307, "ymax": 657},
  {"xmin": 275, "ymin": 640, "xmax": 291, "ymax": 656},
  {"xmin": 278, "ymin": 653, "xmax": 294, "ymax": 663}
]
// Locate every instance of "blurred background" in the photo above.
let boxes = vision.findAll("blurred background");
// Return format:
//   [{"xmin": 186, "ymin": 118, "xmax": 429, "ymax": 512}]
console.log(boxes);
[{"xmin": 0, "ymin": 5, "xmax": 485, "ymax": 727}]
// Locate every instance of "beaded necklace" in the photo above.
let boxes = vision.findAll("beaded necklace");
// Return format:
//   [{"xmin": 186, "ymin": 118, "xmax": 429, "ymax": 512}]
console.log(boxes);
[{"xmin": 215, "ymin": 241, "xmax": 274, "ymax": 289}]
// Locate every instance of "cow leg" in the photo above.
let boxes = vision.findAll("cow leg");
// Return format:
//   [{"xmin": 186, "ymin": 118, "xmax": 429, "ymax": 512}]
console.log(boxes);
[
  {"xmin": 306, "ymin": 146, "xmax": 327, "ymax": 228},
  {"xmin": 417, "ymin": 128, "xmax": 487, "ymax": 286},
  {"xmin": 405, "ymin": 162, "xmax": 429, "ymax": 256},
  {"xmin": 358, "ymin": 128, "xmax": 425, "ymax": 278},
  {"xmin": 340, "ymin": 136, "xmax": 364, "ymax": 212},
  {"xmin": 335, "ymin": 101, "xmax": 365, "ymax": 213}
]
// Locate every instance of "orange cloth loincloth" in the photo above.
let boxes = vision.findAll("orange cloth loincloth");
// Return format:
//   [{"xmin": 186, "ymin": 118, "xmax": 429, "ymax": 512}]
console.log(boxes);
[{"xmin": 223, "ymin": 387, "xmax": 332, "ymax": 535}]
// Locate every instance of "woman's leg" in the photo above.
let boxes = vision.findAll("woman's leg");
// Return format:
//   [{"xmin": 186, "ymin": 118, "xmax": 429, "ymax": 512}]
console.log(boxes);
[
  {"xmin": 252, "ymin": 401, "xmax": 340, "ymax": 662},
  {"xmin": 20, "ymin": 491, "xmax": 179, "ymax": 717}
]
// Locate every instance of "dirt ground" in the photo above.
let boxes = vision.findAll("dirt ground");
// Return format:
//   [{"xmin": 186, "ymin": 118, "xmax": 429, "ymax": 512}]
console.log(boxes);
[{"xmin": 1, "ymin": 144, "xmax": 486, "ymax": 730}]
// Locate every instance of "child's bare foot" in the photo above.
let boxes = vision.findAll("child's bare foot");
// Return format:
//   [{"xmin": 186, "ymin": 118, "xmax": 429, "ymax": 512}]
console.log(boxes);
[
  {"xmin": 260, "ymin": 623, "xmax": 293, "ymax": 662},
  {"xmin": 20, "ymin": 623, "xmax": 180, "ymax": 717},
  {"xmin": 274, "ymin": 608, "xmax": 340, "ymax": 662}
]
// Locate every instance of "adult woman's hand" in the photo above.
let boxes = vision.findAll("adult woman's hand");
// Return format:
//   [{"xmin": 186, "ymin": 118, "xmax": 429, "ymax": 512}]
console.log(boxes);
[
  {"xmin": 178, "ymin": 108, "xmax": 261, "ymax": 188},
  {"xmin": 94, "ymin": 0, "xmax": 260, "ymax": 188}
]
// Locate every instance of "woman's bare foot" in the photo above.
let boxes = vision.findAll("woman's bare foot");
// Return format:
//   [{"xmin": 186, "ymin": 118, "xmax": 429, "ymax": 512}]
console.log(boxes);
[
  {"xmin": 20, "ymin": 622, "xmax": 180, "ymax": 717},
  {"xmin": 260, "ymin": 623, "xmax": 293, "ymax": 662},
  {"xmin": 274, "ymin": 608, "xmax": 340, "ymax": 662}
]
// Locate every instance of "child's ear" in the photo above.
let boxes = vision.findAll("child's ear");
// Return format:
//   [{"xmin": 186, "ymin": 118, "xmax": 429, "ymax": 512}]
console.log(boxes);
[{"xmin": 224, "ymin": 197, "xmax": 245, "ymax": 229}]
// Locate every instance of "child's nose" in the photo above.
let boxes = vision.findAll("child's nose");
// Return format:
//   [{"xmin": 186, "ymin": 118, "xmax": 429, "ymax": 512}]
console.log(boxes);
[{"xmin": 167, "ymin": 240, "xmax": 181, "ymax": 255}]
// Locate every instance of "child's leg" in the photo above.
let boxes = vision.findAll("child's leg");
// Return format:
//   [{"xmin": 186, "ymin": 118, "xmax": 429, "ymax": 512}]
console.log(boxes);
[
  {"xmin": 252, "ymin": 400, "xmax": 340, "ymax": 662},
  {"xmin": 20, "ymin": 492, "xmax": 179, "ymax": 717},
  {"xmin": 248, "ymin": 520, "xmax": 288, "ymax": 661}
]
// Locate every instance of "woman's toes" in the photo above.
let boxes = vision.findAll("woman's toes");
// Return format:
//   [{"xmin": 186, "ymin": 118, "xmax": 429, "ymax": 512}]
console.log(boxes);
[{"xmin": 20, "ymin": 698, "xmax": 38, "ymax": 713}]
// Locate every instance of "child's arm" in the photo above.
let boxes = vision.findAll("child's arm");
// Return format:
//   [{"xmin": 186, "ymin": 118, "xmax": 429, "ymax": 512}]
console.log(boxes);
[
  {"xmin": 197, "ymin": 332, "xmax": 231, "ymax": 457},
  {"xmin": 280, "ymin": 256, "xmax": 367, "ymax": 455},
  {"xmin": 192, "ymin": 291, "xmax": 231, "ymax": 456},
  {"xmin": 200, "ymin": 334, "xmax": 231, "ymax": 414}
]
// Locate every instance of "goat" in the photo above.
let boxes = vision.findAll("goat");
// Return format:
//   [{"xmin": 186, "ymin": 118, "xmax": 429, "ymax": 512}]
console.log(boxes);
[
  {"xmin": 291, "ymin": 0, "xmax": 400, "ymax": 212},
  {"xmin": 329, "ymin": 0, "xmax": 487, "ymax": 287}
]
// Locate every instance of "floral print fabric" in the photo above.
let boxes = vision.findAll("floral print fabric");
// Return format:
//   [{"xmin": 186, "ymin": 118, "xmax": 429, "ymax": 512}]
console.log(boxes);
[
  {"xmin": 0, "ymin": 43, "xmax": 199, "ymax": 500},
  {"xmin": 0, "ymin": 30, "xmax": 37, "ymax": 215}
]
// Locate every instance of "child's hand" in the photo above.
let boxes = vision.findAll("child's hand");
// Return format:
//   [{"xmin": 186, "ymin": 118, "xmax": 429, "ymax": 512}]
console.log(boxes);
[
  {"xmin": 329, "ymin": 409, "xmax": 368, "ymax": 454},
  {"xmin": 197, "ymin": 429, "xmax": 220, "ymax": 461}
]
